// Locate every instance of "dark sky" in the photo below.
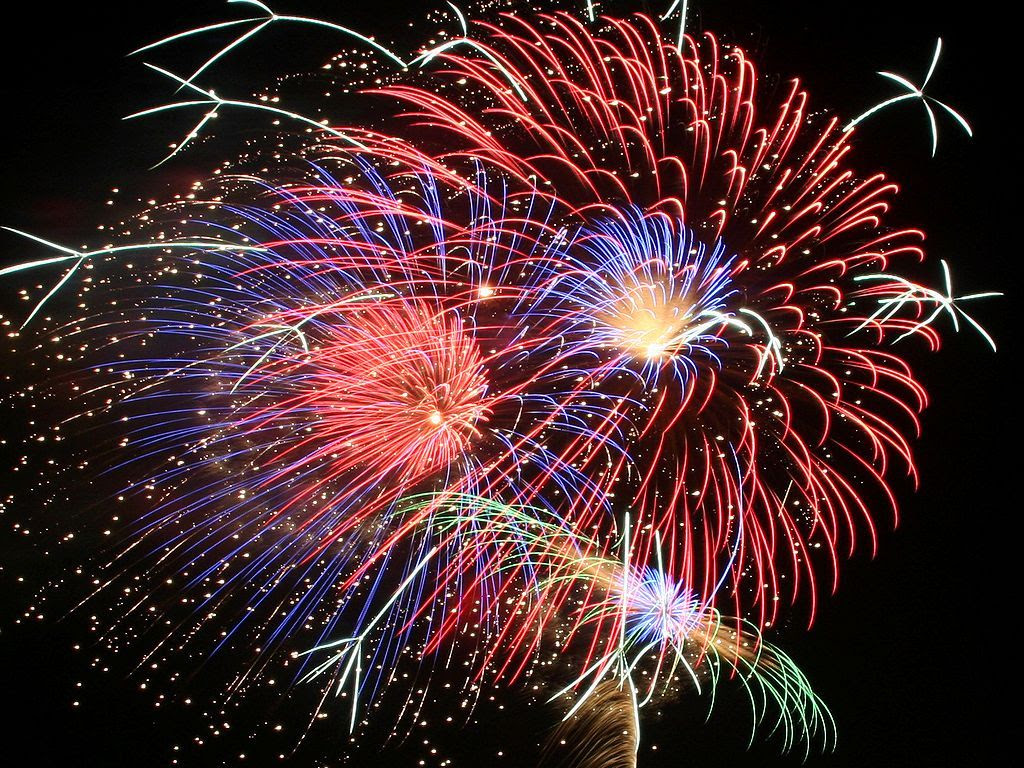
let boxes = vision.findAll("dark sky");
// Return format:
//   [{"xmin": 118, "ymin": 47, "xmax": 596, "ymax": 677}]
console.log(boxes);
[{"xmin": 0, "ymin": 1, "xmax": 1012, "ymax": 766}]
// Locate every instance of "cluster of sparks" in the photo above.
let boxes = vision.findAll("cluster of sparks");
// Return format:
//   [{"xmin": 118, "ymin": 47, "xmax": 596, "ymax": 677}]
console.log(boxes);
[{"xmin": 1, "ymin": 1, "xmax": 996, "ymax": 765}]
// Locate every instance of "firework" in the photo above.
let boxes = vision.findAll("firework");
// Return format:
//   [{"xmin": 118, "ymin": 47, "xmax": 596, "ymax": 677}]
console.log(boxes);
[
  {"xmin": 0, "ymin": 1, "xmax": 997, "ymax": 765},
  {"xmin": 356, "ymin": 9, "xmax": 951, "ymax": 631}
]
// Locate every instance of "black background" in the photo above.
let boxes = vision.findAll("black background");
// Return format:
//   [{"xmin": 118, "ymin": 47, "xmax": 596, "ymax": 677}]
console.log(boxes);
[{"xmin": 0, "ymin": 1, "xmax": 1013, "ymax": 766}]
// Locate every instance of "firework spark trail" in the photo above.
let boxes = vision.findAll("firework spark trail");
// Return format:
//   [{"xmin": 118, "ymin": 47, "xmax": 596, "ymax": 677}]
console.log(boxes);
[
  {"xmin": 844, "ymin": 38, "xmax": 973, "ymax": 156},
  {"xmin": 851, "ymin": 260, "xmax": 1002, "ymax": 351}
]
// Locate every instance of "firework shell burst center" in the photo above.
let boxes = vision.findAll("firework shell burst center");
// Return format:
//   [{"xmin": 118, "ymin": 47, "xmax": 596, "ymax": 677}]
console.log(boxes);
[{"xmin": 0, "ymin": 0, "xmax": 996, "ymax": 764}]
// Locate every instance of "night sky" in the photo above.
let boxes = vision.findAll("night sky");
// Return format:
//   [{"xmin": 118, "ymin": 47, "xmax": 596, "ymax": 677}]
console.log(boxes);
[{"xmin": 0, "ymin": 2, "xmax": 1012, "ymax": 766}]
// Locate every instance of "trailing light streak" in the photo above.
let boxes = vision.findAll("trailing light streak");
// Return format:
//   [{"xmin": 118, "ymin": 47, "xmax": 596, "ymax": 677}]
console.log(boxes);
[
  {"xmin": 298, "ymin": 543, "xmax": 443, "ymax": 733},
  {"xmin": 128, "ymin": 63, "xmax": 372, "ymax": 165},
  {"xmin": 853, "ymin": 260, "xmax": 1001, "ymax": 351},
  {"xmin": 844, "ymin": 38, "xmax": 972, "ymax": 155},
  {"xmin": 131, "ymin": 0, "xmax": 411, "ymax": 77},
  {"xmin": 661, "ymin": 0, "xmax": 691, "ymax": 50},
  {"xmin": 0, "ymin": 226, "xmax": 271, "ymax": 327},
  {"xmin": 134, "ymin": 0, "xmax": 531, "ymax": 163}
]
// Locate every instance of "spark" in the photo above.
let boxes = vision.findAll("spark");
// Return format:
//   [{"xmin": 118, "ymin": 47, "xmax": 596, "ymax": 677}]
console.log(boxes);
[
  {"xmin": 131, "ymin": 0, "xmax": 411, "ymax": 81},
  {"xmin": 844, "ymin": 38, "xmax": 972, "ymax": 156},
  {"xmin": 661, "ymin": 0, "xmax": 691, "ymax": 50},
  {"xmin": 854, "ymin": 259, "xmax": 1002, "ymax": 351},
  {"xmin": 127, "ymin": 63, "xmax": 372, "ymax": 166}
]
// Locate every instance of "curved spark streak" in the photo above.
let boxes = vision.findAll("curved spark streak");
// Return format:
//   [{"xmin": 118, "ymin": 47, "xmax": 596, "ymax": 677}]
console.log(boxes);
[
  {"xmin": 844, "ymin": 38, "xmax": 972, "ymax": 156},
  {"xmin": 853, "ymin": 260, "xmax": 1001, "ymax": 351}
]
